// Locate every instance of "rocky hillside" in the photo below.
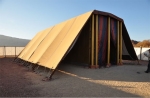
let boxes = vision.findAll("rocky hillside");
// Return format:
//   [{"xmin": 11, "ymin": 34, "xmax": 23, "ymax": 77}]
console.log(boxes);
[
  {"xmin": 132, "ymin": 39, "xmax": 150, "ymax": 47},
  {"xmin": 131, "ymin": 40, "xmax": 140, "ymax": 46}
]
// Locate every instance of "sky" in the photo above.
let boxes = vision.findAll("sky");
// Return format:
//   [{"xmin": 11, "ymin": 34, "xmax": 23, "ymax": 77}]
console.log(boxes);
[{"xmin": 0, "ymin": 0, "xmax": 150, "ymax": 41}]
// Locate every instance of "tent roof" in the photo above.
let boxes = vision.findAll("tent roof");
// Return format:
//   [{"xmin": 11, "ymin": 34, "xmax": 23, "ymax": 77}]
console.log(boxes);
[
  {"xmin": 18, "ymin": 31, "xmax": 42, "ymax": 58},
  {"xmin": 92, "ymin": 10, "xmax": 123, "ymax": 22},
  {"xmin": 19, "ymin": 10, "xmax": 93, "ymax": 69}
]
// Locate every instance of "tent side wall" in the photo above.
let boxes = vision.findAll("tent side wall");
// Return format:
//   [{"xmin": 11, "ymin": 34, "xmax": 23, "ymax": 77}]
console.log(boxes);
[
  {"xmin": 63, "ymin": 16, "xmax": 91, "ymax": 64},
  {"xmin": 110, "ymin": 19, "xmax": 117, "ymax": 64},
  {"xmin": 122, "ymin": 23, "xmax": 138, "ymax": 60},
  {"xmin": 36, "ymin": 11, "xmax": 93, "ymax": 69}
]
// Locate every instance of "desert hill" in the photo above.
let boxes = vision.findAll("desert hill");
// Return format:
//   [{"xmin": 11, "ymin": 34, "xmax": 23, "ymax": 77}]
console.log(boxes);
[
  {"xmin": 0, "ymin": 34, "xmax": 30, "ymax": 47},
  {"xmin": 131, "ymin": 39, "xmax": 150, "ymax": 47},
  {"xmin": 131, "ymin": 40, "xmax": 140, "ymax": 45}
]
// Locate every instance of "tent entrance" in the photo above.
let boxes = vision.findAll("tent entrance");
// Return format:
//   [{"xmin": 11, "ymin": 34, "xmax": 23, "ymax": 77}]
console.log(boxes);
[
  {"xmin": 110, "ymin": 38, "xmax": 117, "ymax": 65},
  {"xmin": 62, "ymin": 17, "xmax": 91, "ymax": 66},
  {"xmin": 109, "ymin": 19, "xmax": 117, "ymax": 65}
]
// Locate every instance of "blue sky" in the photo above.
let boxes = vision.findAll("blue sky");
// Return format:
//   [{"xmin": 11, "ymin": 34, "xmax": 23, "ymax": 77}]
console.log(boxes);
[{"xmin": 0, "ymin": 0, "xmax": 150, "ymax": 41}]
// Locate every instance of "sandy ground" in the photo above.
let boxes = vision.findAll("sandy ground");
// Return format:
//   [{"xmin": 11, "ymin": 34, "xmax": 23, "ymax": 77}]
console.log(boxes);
[{"xmin": 0, "ymin": 58, "xmax": 150, "ymax": 97}]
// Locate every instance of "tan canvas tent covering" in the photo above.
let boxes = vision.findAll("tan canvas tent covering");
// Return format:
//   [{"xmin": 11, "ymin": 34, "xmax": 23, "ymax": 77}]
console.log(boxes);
[
  {"xmin": 18, "ymin": 11, "xmax": 92, "ymax": 68},
  {"xmin": 28, "ymin": 20, "xmax": 68, "ymax": 64},
  {"xmin": 21, "ymin": 28, "xmax": 53, "ymax": 61},
  {"xmin": 18, "ymin": 32, "xmax": 42, "ymax": 59},
  {"xmin": 16, "ymin": 10, "xmax": 138, "ymax": 80}
]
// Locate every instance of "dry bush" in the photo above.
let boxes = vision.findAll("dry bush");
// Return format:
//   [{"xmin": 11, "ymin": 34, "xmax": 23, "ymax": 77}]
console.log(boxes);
[{"xmin": 135, "ymin": 40, "xmax": 150, "ymax": 47}]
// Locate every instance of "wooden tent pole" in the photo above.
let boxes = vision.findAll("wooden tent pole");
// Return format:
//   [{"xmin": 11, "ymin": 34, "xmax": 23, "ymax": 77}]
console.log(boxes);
[
  {"xmin": 95, "ymin": 14, "xmax": 99, "ymax": 68},
  {"xmin": 140, "ymin": 46, "xmax": 142, "ymax": 60},
  {"xmin": 107, "ymin": 17, "xmax": 111, "ymax": 67},
  {"xmin": 91, "ymin": 14, "xmax": 95, "ymax": 68},
  {"xmin": 117, "ymin": 21, "xmax": 120, "ymax": 65}
]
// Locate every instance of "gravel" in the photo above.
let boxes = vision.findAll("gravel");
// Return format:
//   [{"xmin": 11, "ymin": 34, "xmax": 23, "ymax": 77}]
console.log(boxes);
[{"xmin": 0, "ymin": 58, "xmax": 150, "ymax": 97}]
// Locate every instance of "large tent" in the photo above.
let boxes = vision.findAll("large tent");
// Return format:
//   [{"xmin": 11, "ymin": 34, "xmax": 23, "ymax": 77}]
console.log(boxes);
[{"xmin": 16, "ymin": 10, "xmax": 138, "ymax": 79}]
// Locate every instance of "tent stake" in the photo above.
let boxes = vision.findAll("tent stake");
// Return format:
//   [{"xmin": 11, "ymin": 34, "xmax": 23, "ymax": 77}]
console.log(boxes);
[
  {"xmin": 32, "ymin": 64, "xmax": 37, "ymax": 71},
  {"xmin": 48, "ymin": 69, "xmax": 56, "ymax": 80},
  {"xmin": 20, "ymin": 60, "xmax": 24, "ymax": 64},
  {"xmin": 14, "ymin": 57, "xmax": 20, "ymax": 62},
  {"xmin": 27, "ymin": 63, "xmax": 33, "ymax": 70},
  {"xmin": 34, "ymin": 65, "xmax": 40, "ymax": 73},
  {"xmin": 23, "ymin": 61, "xmax": 28, "ymax": 67},
  {"xmin": 13, "ymin": 57, "xmax": 17, "ymax": 62},
  {"xmin": 43, "ymin": 67, "xmax": 47, "ymax": 74}
]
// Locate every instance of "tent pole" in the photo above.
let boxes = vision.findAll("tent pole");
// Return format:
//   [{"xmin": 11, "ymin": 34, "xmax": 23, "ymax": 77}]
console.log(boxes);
[
  {"xmin": 119, "ymin": 22, "xmax": 122, "ymax": 65},
  {"xmin": 48, "ymin": 69, "xmax": 56, "ymax": 80},
  {"xmin": 137, "ymin": 46, "xmax": 142, "ymax": 65},
  {"xmin": 140, "ymin": 46, "xmax": 142, "ymax": 60},
  {"xmin": 90, "ymin": 14, "xmax": 95, "ymax": 68},
  {"xmin": 117, "ymin": 21, "xmax": 120, "ymax": 65},
  {"xmin": 89, "ymin": 18, "xmax": 91, "ymax": 66},
  {"xmin": 107, "ymin": 17, "xmax": 111, "ymax": 67},
  {"xmin": 95, "ymin": 14, "xmax": 99, "ymax": 68},
  {"xmin": 4, "ymin": 46, "xmax": 6, "ymax": 58}
]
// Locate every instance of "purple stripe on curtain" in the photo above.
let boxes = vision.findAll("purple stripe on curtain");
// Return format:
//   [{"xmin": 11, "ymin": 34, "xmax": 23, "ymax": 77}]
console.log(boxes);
[{"xmin": 98, "ymin": 16, "xmax": 108, "ymax": 67}]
